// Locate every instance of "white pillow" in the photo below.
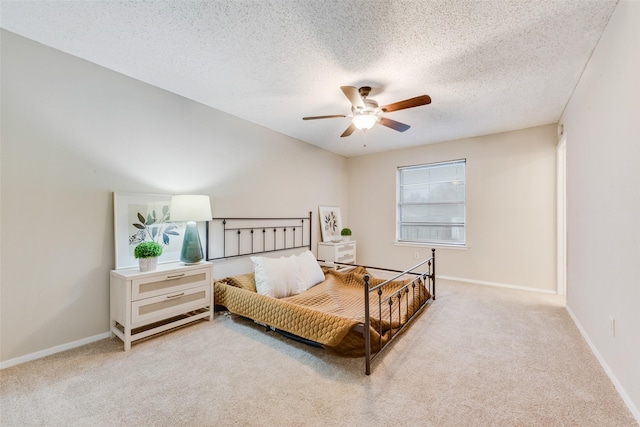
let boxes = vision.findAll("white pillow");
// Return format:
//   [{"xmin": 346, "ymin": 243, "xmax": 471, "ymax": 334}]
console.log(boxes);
[
  {"xmin": 251, "ymin": 255, "xmax": 299, "ymax": 298},
  {"xmin": 294, "ymin": 250, "xmax": 326, "ymax": 292}
]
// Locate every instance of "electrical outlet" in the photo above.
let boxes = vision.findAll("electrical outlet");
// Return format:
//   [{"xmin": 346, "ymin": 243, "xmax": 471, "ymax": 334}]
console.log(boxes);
[
  {"xmin": 610, "ymin": 316, "xmax": 616, "ymax": 337},
  {"xmin": 414, "ymin": 252, "xmax": 420, "ymax": 259}
]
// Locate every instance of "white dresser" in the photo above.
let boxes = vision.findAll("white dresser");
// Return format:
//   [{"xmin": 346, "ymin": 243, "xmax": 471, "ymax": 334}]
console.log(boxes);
[
  {"xmin": 110, "ymin": 261, "xmax": 213, "ymax": 350},
  {"xmin": 317, "ymin": 240, "xmax": 357, "ymax": 266}
]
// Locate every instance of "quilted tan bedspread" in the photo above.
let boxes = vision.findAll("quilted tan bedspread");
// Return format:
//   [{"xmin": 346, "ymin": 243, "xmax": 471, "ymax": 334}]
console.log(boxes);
[{"xmin": 214, "ymin": 267, "xmax": 431, "ymax": 357}]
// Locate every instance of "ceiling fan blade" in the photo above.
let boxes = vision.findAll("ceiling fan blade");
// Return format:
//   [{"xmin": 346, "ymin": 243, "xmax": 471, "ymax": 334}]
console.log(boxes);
[
  {"xmin": 340, "ymin": 123, "xmax": 357, "ymax": 137},
  {"xmin": 379, "ymin": 117, "xmax": 410, "ymax": 132},
  {"xmin": 302, "ymin": 114, "xmax": 347, "ymax": 120},
  {"xmin": 340, "ymin": 86, "xmax": 365, "ymax": 109},
  {"xmin": 380, "ymin": 95, "xmax": 431, "ymax": 113}
]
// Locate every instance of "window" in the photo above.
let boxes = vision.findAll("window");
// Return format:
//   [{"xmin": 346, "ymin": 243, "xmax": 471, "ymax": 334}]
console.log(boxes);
[{"xmin": 397, "ymin": 160, "xmax": 466, "ymax": 245}]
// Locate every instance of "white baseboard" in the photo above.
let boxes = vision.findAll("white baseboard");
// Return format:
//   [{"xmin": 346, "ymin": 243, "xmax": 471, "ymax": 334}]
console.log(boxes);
[
  {"xmin": 0, "ymin": 332, "xmax": 111, "ymax": 370},
  {"xmin": 566, "ymin": 306, "xmax": 640, "ymax": 424},
  {"xmin": 439, "ymin": 275, "xmax": 557, "ymax": 294}
]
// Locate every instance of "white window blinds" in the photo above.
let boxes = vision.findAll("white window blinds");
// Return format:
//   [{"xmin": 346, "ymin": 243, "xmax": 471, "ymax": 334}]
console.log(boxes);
[{"xmin": 397, "ymin": 160, "xmax": 466, "ymax": 245}]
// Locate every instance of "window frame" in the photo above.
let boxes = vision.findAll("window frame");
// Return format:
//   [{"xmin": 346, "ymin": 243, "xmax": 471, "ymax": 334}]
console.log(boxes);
[{"xmin": 396, "ymin": 159, "xmax": 467, "ymax": 246}]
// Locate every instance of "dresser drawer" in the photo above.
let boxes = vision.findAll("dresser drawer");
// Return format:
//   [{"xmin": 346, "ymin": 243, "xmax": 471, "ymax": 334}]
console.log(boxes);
[
  {"xmin": 131, "ymin": 267, "xmax": 210, "ymax": 301},
  {"xmin": 337, "ymin": 242, "xmax": 356, "ymax": 253},
  {"xmin": 336, "ymin": 252, "xmax": 355, "ymax": 263},
  {"xmin": 131, "ymin": 284, "xmax": 211, "ymax": 325}
]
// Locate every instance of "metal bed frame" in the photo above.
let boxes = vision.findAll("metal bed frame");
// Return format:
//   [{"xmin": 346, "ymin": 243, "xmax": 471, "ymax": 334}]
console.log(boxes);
[{"xmin": 207, "ymin": 213, "xmax": 435, "ymax": 375}]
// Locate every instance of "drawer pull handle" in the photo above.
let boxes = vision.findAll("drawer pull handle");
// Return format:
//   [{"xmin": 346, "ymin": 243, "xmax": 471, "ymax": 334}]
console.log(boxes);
[
  {"xmin": 166, "ymin": 292, "xmax": 185, "ymax": 299},
  {"xmin": 167, "ymin": 273, "xmax": 186, "ymax": 279}
]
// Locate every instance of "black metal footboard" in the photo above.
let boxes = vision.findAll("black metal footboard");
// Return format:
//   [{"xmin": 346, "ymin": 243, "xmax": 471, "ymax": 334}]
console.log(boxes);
[{"xmin": 362, "ymin": 248, "xmax": 435, "ymax": 375}]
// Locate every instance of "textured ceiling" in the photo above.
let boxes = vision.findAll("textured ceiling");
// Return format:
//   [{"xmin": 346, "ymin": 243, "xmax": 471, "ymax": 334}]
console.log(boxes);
[{"xmin": 0, "ymin": 0, "xmax": 618, "ymax": 157}]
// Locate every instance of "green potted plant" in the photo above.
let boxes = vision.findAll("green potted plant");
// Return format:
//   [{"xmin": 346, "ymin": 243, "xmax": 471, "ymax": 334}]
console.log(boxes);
[
  {"xmin": 134, "ymin": 241, "xmax": 163, "ymax": 272},
  {"xmin": 340, "ymin": 227, "xmax": 352, "ymax": 242}
]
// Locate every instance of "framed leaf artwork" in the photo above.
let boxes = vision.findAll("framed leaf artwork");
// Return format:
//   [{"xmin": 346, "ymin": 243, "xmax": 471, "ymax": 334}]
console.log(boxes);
[{"xmin": 318, "ymin": 205, "xmax": 342, "ymax": 242}]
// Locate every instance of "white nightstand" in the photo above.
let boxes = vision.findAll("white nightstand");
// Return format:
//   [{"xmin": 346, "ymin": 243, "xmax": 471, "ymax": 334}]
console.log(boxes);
[
  {"xmin": 110, "ymin": 261, "xmax": 213, "ymax": 351},
  {"xmin": 317, "ymin": 240, "xmax": 356, "ymax": 265}
]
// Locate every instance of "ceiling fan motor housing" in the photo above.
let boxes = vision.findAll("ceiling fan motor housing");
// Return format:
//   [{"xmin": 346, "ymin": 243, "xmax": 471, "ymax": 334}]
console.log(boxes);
[{"xmin": 353, "ymin": 99, "xmax": 379, "ymax": 114}]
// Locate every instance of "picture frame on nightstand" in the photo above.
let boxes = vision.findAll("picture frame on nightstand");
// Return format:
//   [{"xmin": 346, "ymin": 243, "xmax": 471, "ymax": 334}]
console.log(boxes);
[{"xmin": 318, "ymin": 205, "xmax": 342, "ymax": 242}]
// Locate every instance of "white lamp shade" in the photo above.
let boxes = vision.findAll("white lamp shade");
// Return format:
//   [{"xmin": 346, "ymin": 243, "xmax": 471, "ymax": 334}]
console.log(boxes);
[{"xmin": 170, "ymin": 195, "xmax": 212, "ymax": 222}]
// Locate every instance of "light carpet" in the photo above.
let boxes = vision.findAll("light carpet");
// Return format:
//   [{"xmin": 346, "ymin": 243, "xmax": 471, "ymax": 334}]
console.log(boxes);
[{"xmin": 1, "ymin": 280, "xmax": 637, "ymax": 426}]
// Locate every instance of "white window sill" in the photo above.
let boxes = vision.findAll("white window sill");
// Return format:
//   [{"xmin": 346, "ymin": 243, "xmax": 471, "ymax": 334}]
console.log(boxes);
[{"xmin": 394, "ymin": 241, "xmax": 469, "ymax": 251}]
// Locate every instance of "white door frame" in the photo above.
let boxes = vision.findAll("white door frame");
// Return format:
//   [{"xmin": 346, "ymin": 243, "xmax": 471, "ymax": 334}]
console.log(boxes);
[{"xmin": 557, "ymin": 133, "xmax": 567, "ymax": 296}]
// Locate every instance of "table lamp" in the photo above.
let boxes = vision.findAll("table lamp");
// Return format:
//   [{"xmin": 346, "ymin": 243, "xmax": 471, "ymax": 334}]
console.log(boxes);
[{"xmin": 170, "ymin": 195, "xmax": 212, "ymax": 264}]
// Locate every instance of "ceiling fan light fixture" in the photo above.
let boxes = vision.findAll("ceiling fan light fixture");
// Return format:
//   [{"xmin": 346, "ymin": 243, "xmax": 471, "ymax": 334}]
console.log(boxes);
[{"xmin": 352, "ymin": 113, "xmax": 378, "ymax": 130}]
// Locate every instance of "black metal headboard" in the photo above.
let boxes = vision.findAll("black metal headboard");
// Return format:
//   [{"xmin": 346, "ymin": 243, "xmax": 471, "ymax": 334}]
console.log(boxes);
[{"xmin": 206, "ymin": 212, "xmax": 312, "ymax": 261}]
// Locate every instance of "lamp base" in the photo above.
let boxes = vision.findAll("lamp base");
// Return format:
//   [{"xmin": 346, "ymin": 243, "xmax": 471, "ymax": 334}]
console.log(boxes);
[{"xmin": 180, "ymin": 222, "xmax": 204, "ymax": 265}]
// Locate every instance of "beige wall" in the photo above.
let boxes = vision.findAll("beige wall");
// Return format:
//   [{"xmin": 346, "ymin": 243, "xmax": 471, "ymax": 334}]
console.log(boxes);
[
  {"xmin": 347, "ymin": 125, "xmax": 557, "ymax": 292},
  {"xmin": 561, "ymin": 0, "xmax": 640, "ymax": 418},
  {"xmin": 0, "ymin": 30, "xmax": 348, "ymax": 363}
]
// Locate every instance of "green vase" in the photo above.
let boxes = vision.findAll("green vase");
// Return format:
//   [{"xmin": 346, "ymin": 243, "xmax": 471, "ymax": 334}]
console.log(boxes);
[{"xmin": 180, "ymin": 222, "xmax": 203, "ymax": 264}]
